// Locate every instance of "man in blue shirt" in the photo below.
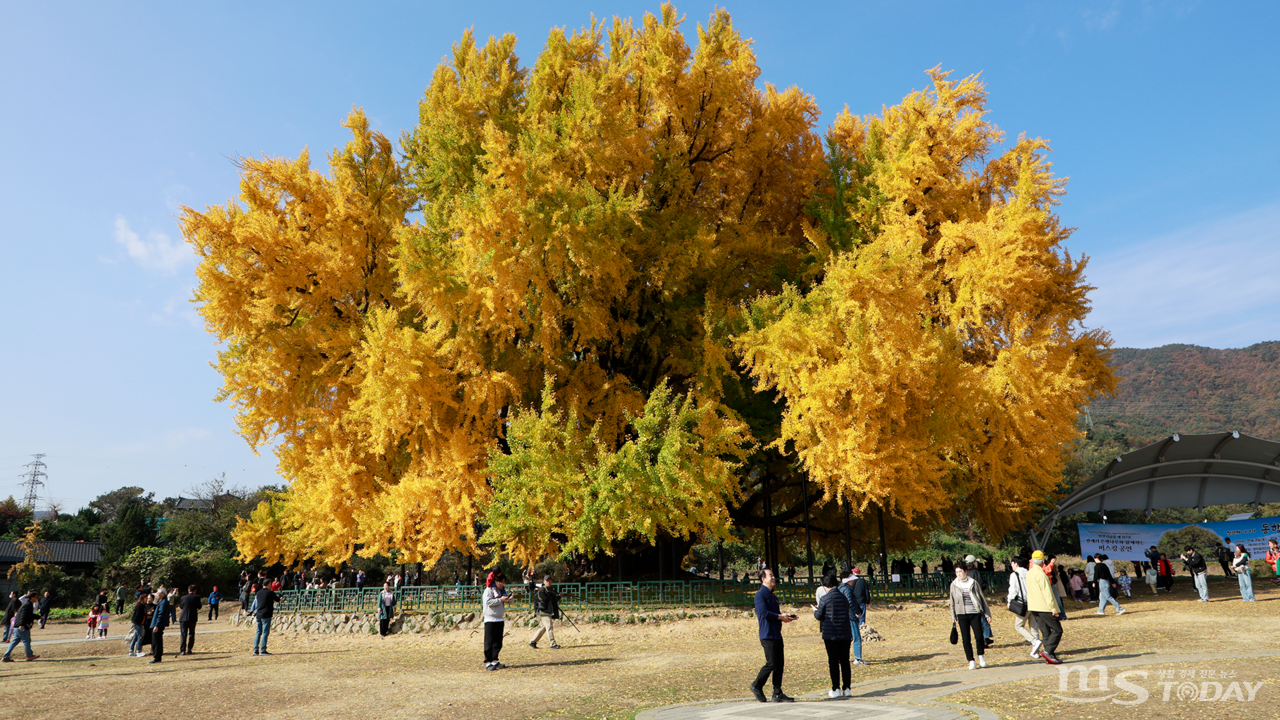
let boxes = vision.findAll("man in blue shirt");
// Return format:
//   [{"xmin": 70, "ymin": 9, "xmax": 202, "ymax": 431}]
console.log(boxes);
[
  {"xmin": 750, "ymin": 568, "xmax": 795, "ymax": 703},
  {"xmin": 149, "ymin": 589, "xmax": 176, "ymax": 664}
]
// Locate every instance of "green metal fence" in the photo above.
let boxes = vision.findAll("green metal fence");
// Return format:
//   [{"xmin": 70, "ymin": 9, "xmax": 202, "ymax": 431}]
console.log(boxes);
[{"xmin": 273, "ymin": 571, "xmax": 1008, "ymax": 615}]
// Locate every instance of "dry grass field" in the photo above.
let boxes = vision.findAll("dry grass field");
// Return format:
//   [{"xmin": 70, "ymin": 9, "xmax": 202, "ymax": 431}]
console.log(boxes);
[{"xmin": 1, "ymin": 575, "xmax": 1277, "ymax": 719}]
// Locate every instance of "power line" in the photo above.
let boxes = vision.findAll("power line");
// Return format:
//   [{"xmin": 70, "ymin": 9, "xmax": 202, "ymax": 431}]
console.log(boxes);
[{"xmin": 20, "ymin": 454, "xmax": 47, "ymax": 510}]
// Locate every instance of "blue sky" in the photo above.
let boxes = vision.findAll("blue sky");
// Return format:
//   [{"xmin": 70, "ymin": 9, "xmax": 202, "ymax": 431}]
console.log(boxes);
[{"xmin": 1, "ymin": 1, "xmax": 1276, "ymax": 510}]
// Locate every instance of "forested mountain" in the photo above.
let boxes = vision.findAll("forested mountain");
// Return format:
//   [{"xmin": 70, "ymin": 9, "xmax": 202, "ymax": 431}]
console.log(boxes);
[{"xmin": 1088, "ymin": 341, "xmax": 1280, "ymax": 446}]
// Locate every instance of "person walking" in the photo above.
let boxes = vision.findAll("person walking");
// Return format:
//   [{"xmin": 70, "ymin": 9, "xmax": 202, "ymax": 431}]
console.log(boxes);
[
  {"xmin": 1093, "ymin": 555, "xmax": 1124, "ymax": 616},
  {"xmin": 178, "ymin": 585, "xmax": 202, "ymax": 655},
  {"xmin": 129, "ymin": 594, "xmax": 150, "ymax": 657},
  {"xmin": 148, "ymin": 589, "xmax": 176, "ymax": 664},
  {"xmin": 749, "ymin": 568, "xmax": 796, "ymax": 703},
  {"xmin": 208, "ymin": 586, "xmax": 221, "ymax": 621},
  {"xmin": 528, "ymin": 575, "xmax": 561, "ymax": 650},
  {"xmin": 37, "ymin": 591, "xmax": 51, "ymax": 629},
  {"xmin": 1233, "ymin": 545, "xmax": 1255, "ymax": 601},
  {"xmin": 839, "ymin": 568, "xmax": 871, "ymax": 665},
  {"xmin": 378, "ymin": 582, "xmax": 397, "ymax": 637},
  {"xmin": 0, "ymin": 590, "xmax": 39, "ymax": 663},
  {"xmin": 1182, "ymin": 546, "xmax": 1209, "ymax": 602},
  {"xmin": 252, "ymin": 580, "xmax": 281, "ymax": 656},
  {"xmin": 1007, "ymin": 556, "xmax": 1042, "ymax": 659},
  {"xmin": 1027, "ymin": 551, "xmax": 1062, "ymax": 664},
  {"xmin": 811, "ymin": 574, "xmax": 852, "ymax": 698},
  {"xmin": 1084, "ymin": 556, "xmax": 1097, "ymax": 602},
  {"xmin": 481, "ymin": 571, "xmax": 514, "ymax": 671},
  {"xmin": 948, "ymin": 564, "xmax": 990, "ymax": 670},
  {"xmin": 113, "ymin": 584, "xmax": 127, "ymax": 616},
  {"xmin": 1215, "ymin": 543, "xmax": 1236, "ymax": 578}
]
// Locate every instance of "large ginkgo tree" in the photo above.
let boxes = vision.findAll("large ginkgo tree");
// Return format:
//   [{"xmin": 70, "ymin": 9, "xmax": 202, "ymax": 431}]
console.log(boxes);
[{"xmin": 180, "ymin": 5, "xmax": 1113, "ymax": 571}]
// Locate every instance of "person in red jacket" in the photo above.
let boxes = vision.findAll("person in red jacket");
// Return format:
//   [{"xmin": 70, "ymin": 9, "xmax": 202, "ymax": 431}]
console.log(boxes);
[
  {"xmin": 1266, "ymin": 539, "xmax": 1280, "ymax": 586},
  {"xmin": 1156, "ymin": 553, "xmax": 1175, "ymax": 593}
]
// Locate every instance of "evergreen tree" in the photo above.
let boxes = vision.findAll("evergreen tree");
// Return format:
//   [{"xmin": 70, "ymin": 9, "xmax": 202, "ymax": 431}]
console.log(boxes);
[{"xmin": 100, "ymin": 499, "xmax": 154, "ymax": 568}]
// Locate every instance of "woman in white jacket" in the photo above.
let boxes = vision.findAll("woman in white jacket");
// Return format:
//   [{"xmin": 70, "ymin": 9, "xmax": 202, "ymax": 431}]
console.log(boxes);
[
  {"xmin": 1006, "ymin": 556, "xmax": 1042, "ymax": 659},
  {"xmin": 482, "ymin": 572, "xmax": 514, "ymax": 671}
]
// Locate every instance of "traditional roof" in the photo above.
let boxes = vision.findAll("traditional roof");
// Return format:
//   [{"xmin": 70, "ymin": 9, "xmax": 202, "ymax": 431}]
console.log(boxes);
[
  {"xmin": 1031, "ymin": 432, "xmax": 1280, "ymax": 548},
  {"xmin": 0, "ymin": 540, "xmax": 103, "ymax": 565}
]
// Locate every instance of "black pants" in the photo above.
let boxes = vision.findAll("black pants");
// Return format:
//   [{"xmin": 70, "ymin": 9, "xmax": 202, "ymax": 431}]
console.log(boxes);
[
  {"xmin": 483, "ymin": 621, "xmax": 504, "ymax": 664},
  {"xmin": 1158, "ymin": 574, "xmax": 1173, "ymax": 591},
  {"xmin": 116, "ymin": 599, "xmax": 124, "ymax": 615},
  {"xmin": 179, "ymin": 621, "xmax": 196, "ymax": 653},
  {"xmin": 823, "ymin": 638, "xmax": 851, "ymax": 690},
  {"xmin": 152, "ymin": 627, "xmax": 165, "ymax": 661},
  {"xmin": 379, "ymin": 616, "xmax": 391, "ymax": 636},
  {"xmin": 752, "ymin": 639, "xmax": 785, "ymax": 694},
  {"xmin": 208, "ymin": 604, "xmax": 219, "ymax": 621},
  {"xmin": 1032, "ymin": 611, "xmax": 1062, "ymax": 655},
  {"xmin": 955, "ymin": 613, "xmax": 985, "ymax": 661},
  {"xmin": 1219, "ymin": 559, "xmax": 1235, "ymax": 577}
]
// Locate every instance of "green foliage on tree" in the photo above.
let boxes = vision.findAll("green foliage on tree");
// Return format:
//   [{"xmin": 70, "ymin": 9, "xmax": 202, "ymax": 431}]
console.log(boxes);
[
  {"xmin": 99, "ymin": 499, "xmax": 155, "ymax": 569},
  {"xmin": 1157, "ymin": 525, "xmax": 1224, "ymax": 561}
]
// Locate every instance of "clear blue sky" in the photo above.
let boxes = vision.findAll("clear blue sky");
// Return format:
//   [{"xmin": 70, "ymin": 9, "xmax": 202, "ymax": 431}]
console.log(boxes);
[{"xmin": 2, "ymin": 1, "xmax": 1277, "ymax": 511}]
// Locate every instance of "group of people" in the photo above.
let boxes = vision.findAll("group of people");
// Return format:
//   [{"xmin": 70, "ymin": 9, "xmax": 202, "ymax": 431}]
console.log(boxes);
[
  {"xmin": 125, "ymin": 584, "xmax": 205, "ymax": 663},
  {"xmin": 747, "ymin": 566, "xmax": 872, "ymax": 702}
]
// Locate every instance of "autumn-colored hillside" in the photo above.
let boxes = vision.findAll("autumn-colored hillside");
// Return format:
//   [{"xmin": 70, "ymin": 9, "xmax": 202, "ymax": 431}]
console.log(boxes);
[{"xmin": 1089, "ymin": 341, "xmax": 1280, "ymax": 445}]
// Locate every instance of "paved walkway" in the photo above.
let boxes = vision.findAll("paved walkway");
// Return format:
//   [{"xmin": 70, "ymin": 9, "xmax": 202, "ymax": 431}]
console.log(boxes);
[{"xmin": 637, "ymin": 649, "xmax": 1280, "ymax": 720}]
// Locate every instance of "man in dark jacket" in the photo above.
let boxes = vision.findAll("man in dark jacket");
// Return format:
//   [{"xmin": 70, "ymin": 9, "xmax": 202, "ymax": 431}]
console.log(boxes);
[
  {"xmin": 2, "ymin": 591, "xmax": 19, "ymax": 643},
  {"xmin": 252, "ymin": 583, "xmax": 281, "ymax": 656},
  {"xmin": 749, "ymin": 569, "xmax": 796, "ymax": 704},
  {"xmin": 528, "ymin": 575, "xmax": 561, "ymax": 650},
  {"xmin": 149, "ymin": 589, "xmax": 176, "ymax": 664},
  {"xmin": 1, "ymin": 590, "xmax": 40, "ymax": 662},
  {"xmin": 178, "ymin": 585, "xmax": 202, "ymax": 655},
  {"xmin": 37, "ymin": 591, "xmax": 51, "ymax": 629},
  {"xmin": 1182, "ymin": 546, "xmax": 1210, "ymax": 601}
]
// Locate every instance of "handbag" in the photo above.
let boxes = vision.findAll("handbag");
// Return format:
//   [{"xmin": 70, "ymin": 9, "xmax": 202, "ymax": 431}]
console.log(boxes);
[
  {"xmin": 949, "ymin": 622, "xmax": 958, "ymax": 645},
  {"xmin": 1007, "ymin": 572, "xmax": 1028, "ymax": 616}
]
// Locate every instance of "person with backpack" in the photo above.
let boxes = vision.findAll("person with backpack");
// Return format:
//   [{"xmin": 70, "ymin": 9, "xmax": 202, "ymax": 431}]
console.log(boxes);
[
  {"xmin": 482, "ymin": 571, "xmax": 514, "ymax": 671},
  {"xmin": 839, "ymin": 568, "xmax": 871, "ymax": 665},
  {"xmin": 811, "ymin": 574, "xmax": 852, "ymax": 698},
  {"xmin": 1215, "ymin": 542, "xmax": 1236, "ymax": 578},
  {"xmin": 528, "ymin": 575, "xmax": 561, "ymax": 650},
  {"xmin": 207, "ymin": 586, "xmax": 221, "ymax": 621},
  {"xmin": 1007, "ymin": 556, "xmax": 1042, "ymax": 659}
]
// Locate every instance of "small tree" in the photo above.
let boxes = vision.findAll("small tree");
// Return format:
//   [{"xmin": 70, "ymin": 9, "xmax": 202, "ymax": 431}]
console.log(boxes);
[{"xmin": 7, "ymin": 521, "xmax": 63, "ymax": 593}]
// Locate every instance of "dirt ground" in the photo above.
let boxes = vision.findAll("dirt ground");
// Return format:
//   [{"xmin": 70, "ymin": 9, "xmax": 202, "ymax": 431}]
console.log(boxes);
[{"xmin": 1, "ymin": 576, "xmax": 1277, "ymax": 719}]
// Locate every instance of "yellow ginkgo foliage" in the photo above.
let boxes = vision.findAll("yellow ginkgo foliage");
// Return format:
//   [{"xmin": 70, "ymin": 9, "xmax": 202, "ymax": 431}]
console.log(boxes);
[{"xmin": 737, "ymin": 69, "xmax": 1115, "ymax": 541}]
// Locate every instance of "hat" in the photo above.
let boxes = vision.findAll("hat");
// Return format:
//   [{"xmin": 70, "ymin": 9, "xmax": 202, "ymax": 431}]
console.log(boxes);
[
  {"xmin": 1031, "ymin": 550, "xmax": 1045, "ymax": 560},
  {"xmin": 964, "ymin": 555, "xmax": 977, "ymax": 563},
  {"xmin": 843, "ymin": 570, "xmax": 858, "ymax": 582}
]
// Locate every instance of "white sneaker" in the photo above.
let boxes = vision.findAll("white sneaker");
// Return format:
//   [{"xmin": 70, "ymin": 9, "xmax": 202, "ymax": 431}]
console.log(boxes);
[
  {"xmin": 978, "ymin": 655, "xmax": 987, "ymax": 668},
  {"xmin": 1030, "ymin": 640, "xmax": 1042, "ymax": 658},
  {"xmin": 968, "ymin": 661, "xmax": 976, "ymax": 670},
  {"xmin": 1095, "ymin": 610, "xmax": 1105, "ymax": 615},
  {"xmin": 842, "ymin": 689, "xmax": 851, "ymax": 697},
  {"xmin": 1116, "ymin": 607, "xmax": 1125, "ymax": 615},
  {"xmin": 828, "ymin": 689, "xmax": 841, "ymax": 698}
]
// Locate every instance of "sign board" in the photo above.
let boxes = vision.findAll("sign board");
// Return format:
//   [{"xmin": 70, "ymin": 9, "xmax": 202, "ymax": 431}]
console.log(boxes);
[{"xmin": 1077, "ymin": 515, "xmax": 1280, "ymax": 561}]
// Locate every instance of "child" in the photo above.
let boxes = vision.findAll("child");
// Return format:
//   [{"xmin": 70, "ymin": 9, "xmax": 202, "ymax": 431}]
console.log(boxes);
[
  {"xmin": 98, "ymin": 608, "xmax": 110, "ymax": 638},
  {"xmin": 1069, "ymin": 571, "xmax": 1085, "ymax": 605},
  {"xmin": 86, "ymin": 605, "xmax": 101, "ymax": 639},
  {"xmin": 1145, "ymin": 565, "xmax": 1159, "ymax": 594},
  {"xmin": 1116, "ymin": 570, "xmax": 1132, "ymax": 598}
]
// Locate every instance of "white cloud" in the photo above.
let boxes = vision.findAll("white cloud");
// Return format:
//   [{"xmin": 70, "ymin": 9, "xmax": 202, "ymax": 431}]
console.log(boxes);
[
  {"xmin": 1084, "ymin": 203, "xmax": 1280, "ymax": 349},
  {"xmin": 113, "ymin": 216, "xmax": 193, "ymax": 274}
]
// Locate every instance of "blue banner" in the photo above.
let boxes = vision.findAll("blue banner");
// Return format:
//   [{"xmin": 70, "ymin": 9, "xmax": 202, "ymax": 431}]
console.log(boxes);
[{"xmin": 1077, "ymin": 516, "xmax": 1280, "ymax": 561}]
